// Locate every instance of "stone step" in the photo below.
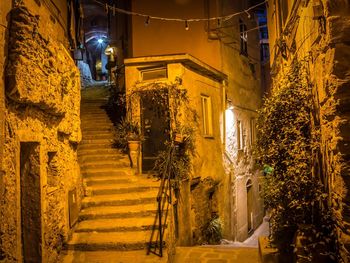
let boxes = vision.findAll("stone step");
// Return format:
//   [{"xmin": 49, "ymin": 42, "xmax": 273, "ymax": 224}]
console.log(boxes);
[
  {"xmin": 81, "ymin": 108, "xmax": 107, "ymax": 111},
  {"xmin": 65, "ymin": 231, "xmax": 153, "ymax": 251},
  {"xmin": 81, "ymin": 157, "xmax": 128, "ymax": 165},
  {"xmin": 79, "ymin": 204, "xmax": 157, "ymax": 220},
  {"xmin": 78, "ymin": 143, "xmax": 114, "ymax": 151},
  {"xmin": 82, "ymin": 133, "xmax": 115, "ymax": 140},
  {"xmin": 81, "ymin": 163, "xmax": 130, "ymax": 173},
  {"xmin": 80, "ymin": 106, "xmax": 107, "ymax": 110},
  {"xmin": 80, "ymin": 111, "xmax": 109, "ymax": 116},
  {"xmin": 81, "ymin": 124, "xmax": 114, "ymax": 129},
  {"xmin": 81, "ymin": 99, "xmax": 108, "ymax": 102},
  {"xmin": 60, "ymin": 250, "xmax": 168, "ymax": 262},
  {"xmin": 81, "ymin": 126, "xmax": 115, "ymax": 132},
  {"xmin": 81, "ymin": 119, "xmax": 111, "ymax": 125},
  {"xmin": 81, "ymin": 102, "xmax": 108, "ymax": 107},
  {"xmin": 85, "ymin": 176, "xmax": 131, "ymax": 186},
  {"xmin": 80, "ymin": 138, "xmax": 114, "ymax": 145},
  {"xmin": 79, "ymin": 154, "xmax": 127, "ymax": 163},
  {"xmin": 82, "ymin": 168, "xmax": 133, "ymax": 178},
  {"xmin": 82, "ymin": 129, "xmax": 114, "ymax": 135},
  {"xmin": 87, "ymin": 183, "xmax": 159, "ymax": 195},
  {"xmin": 80, "ymin": 117, "xmax": 111, "ymax": 122},
  {"xmin": 80, "ymin": 113, "xmax": 109, "ymax": 118},
  {"xmin": 80, "ymin": 114, "xmax": 108, "ymax": 118},
  {"xmin": 75, "ymin": 217, "xmax": 156, "ymax": 232},
  {"xmin": 82, "ymin": 191, "xmax": 158, "ymax": 208},
  {"xmin": 78, "ymin": 148, "xmax": 121, "ymax": 156}
]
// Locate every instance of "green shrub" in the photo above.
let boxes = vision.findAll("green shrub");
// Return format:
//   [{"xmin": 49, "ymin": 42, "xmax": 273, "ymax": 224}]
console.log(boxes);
[
  {"xmin": 202, "ymin": 214, "xmax": 222, "ymax": 244},
  {"xmin": 256, "ymin": 61, "xmax": 339, "ymax": 261}
]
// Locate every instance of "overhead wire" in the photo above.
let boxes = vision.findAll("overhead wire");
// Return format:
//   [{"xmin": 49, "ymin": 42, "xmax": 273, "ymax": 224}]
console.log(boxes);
[{"xmin": 92, "ymin": 0, "xmax": 267, "ymax": 23}]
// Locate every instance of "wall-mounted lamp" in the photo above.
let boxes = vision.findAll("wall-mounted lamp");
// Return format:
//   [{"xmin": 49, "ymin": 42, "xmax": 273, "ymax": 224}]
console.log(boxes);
[{"xmin": 226, "ymin": 99, "xmax": 234, "ymax": 110}]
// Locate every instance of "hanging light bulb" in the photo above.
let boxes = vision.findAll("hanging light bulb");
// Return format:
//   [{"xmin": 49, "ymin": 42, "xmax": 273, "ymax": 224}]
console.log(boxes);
[
  {"xmin": 217, "ymin": 18, "xmax": 221, "ymax": 27},
  {"xmin": 185, "ymin": 20, "xmax": 189, "ymax": 30},
  {"xmin": 145, "ymin": 16, "xmax": 150, "ymax": 26},
  {"xmin": 245, "ymin": 11, "xmax": 251, "ymax": 19}
]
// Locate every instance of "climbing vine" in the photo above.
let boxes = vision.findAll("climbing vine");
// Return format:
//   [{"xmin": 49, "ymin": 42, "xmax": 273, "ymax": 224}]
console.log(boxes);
[
  {"xmin": 256, "ymin": 61, "xmax": 340, "ymax": 261},
  {"xmin": 128, "ymin": 80, "xmax": 197, "ymax": 180}
]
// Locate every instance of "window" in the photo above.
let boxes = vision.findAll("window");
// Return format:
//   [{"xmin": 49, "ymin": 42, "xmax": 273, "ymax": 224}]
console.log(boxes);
[
  {"xmin": 237, "ymin": 120, "xmax": 244, "ymax": 150},
  {"xmin": 141, "ymin": 67, "xmax": 167, "ymax": 81},
  {"xmin": 239, "ymin": 19, "xmax": 248, "ymax": 56},
  {"xmin": 250, "ymin": 118, "xmax": 256, "ymax": 145},
  {"xmin": 201, "ymin": 95, "xmax": 213, "ymax": 136}
]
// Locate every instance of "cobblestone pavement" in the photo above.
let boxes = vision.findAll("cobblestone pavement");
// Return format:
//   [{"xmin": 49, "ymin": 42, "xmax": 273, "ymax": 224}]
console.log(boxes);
[{"xmin": 173, "ymin": 246, "xmax": 259, "ymax": 263}]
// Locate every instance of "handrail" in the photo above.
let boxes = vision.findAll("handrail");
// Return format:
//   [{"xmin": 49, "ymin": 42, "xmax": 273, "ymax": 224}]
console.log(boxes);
[{"xmin": 147, "ymin": 144, "xmax": 174, "ymax": 257}]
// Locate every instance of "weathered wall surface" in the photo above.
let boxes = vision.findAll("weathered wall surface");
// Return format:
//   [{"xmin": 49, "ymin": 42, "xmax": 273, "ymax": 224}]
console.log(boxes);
[
  {"xmin": 219, "ymin": 0, "xmax": 265, "ymax": 241},
  {"xmin": 0, "ymin": 5, "xmax": 82, "ymax": 262},
  {"xmin": 267, "ymin": 0, "xmax": 350, "ymax": 257},
  {"xmin": 0, "ymin": 0, "xmax": 12, "ymax": 212}
]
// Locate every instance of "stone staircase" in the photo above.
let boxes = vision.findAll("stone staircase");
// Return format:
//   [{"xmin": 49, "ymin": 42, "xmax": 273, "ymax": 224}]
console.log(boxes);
[{"xmin": 63, "ymin": 88, "xmax": 165, "ymax": 260}]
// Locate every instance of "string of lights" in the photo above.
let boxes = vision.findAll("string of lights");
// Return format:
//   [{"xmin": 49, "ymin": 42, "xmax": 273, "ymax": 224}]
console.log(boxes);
[{"xmin": 92, "ymin": 0, "xmax": 267, "ymax": 26}]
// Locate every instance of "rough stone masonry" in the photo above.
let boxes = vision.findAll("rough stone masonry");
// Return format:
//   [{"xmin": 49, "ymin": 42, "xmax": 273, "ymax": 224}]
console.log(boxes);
[{"xmin": 1, "ymin": 5, "xmax": 82, "ymax": 262}]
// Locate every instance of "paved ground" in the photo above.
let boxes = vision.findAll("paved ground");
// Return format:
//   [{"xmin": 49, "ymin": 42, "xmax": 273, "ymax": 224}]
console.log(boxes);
[
  {"xmin": 60, "ymin": 250, "xmax": 168, "ymax": 263},
  {"xmin": 171, "ymin": 218, "xmax": 269, "ymax": 263},
  {"xmin": 173, "ymin": 246, "xmax": 259, "ymax": 263},
  {"xmin": 60, "ymin": 219, "xmax": 269, "ymax": 263}
]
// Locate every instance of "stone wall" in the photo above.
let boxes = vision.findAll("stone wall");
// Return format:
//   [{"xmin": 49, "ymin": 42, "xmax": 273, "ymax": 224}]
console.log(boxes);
[
  {"xmin": 267, "ymin": 0, "xmax": 350, "ymax": 259},
  {"xmin": 0, "ymin": 5, "xmax": 82, "ymax": 262}
]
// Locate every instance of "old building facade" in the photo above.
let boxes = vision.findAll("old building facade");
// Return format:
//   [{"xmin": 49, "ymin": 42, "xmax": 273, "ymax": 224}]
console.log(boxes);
[
  {"xmin": 0, "ymin": 1, "xmax": 82, "ymax": 262},
  {"xmin": 267, "ymin": 0, "xmax": 350, "ymax": 258},
  {"xmin": 125, "ymin": 0, "xmax": 266, "ymax": 244}
]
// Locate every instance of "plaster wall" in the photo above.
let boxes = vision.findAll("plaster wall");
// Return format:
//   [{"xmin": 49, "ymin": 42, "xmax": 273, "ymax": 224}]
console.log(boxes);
[
  {"xmin": 0, "ymin": 4, "xmax": 82, "ymax": 262},
  {"xmin": 130, "ymin": 0, "xmax": 222, "ymax": 70}
]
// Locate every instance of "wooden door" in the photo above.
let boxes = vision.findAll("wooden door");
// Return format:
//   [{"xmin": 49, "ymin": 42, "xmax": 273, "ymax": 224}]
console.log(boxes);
[{"xmin": 141, "ymin": 89, "xmax": 170, "ymax": 171}]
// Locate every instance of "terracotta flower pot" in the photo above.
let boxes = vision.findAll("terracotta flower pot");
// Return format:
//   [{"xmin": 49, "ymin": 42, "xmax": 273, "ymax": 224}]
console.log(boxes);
[{"xmin": 128, "ymin": 140, "xmax": 140, "ymax": 151}]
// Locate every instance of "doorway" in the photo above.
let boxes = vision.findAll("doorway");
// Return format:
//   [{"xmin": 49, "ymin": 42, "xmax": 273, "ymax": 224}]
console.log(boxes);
[
  {"xmin": 246, "ymin": 179, "xmax": 253, "ymax": 234},
  {"xmin": 20, "ymin": 142, "xmax": 42, "ymax": 263},
  {"xmin": 141, "ymin": 89, "xmax": 170, "ymax": 171}
]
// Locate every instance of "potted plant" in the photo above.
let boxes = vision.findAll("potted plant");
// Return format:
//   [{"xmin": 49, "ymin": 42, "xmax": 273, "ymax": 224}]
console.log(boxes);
[
  {"xmin": 114, "ymin": 118, "xmax": 143, "ymax": 173},
  {"xmin": 114, "ymin": 118, "xmax": 142, "ymax": 150}
]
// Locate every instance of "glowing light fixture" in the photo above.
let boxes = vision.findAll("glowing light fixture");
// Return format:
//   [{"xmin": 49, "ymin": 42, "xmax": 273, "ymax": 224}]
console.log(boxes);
[
  {"xmin": 185, "ymin": 20, "xmax": 189, "ymax": 30},
  {"xmin": 97, "ymin": 38, "xmax": 104, "ymax": 44},
  {"xmin": 145, "ymin": 16, "xmax": 150, "ymax": 26}
]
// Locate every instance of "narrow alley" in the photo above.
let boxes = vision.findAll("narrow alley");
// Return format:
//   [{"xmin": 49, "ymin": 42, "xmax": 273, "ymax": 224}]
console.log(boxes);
[{"xmin": 0, "ymin": 0, "xmax": 350, "ymax": 263}]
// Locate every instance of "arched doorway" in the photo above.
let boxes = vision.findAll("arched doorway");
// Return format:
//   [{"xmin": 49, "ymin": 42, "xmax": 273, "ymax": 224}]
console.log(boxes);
[{"xmin": 246, "ymin": 179, "xmax": 253, "ymax": 234}]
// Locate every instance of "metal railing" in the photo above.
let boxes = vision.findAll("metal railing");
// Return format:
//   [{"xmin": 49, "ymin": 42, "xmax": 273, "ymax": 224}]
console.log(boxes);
[{"xmin": 147, "ymin": 145, "xmax": 174, "ymax": 257}]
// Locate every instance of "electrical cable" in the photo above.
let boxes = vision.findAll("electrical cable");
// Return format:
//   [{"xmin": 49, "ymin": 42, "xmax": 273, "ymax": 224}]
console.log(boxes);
[{"xmin": 92, "ymin": 0, "xmax": 267, "ymax": 23}]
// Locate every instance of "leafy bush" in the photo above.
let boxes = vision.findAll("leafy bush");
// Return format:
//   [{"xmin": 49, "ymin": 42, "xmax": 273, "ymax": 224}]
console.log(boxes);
[
  {"xmin": 256, "ymin": 61, "xmax": 339, "ymax": 260},
  {"xmin": 202, "ymin": 214, "xmax": 222, "ymax": 244}
]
